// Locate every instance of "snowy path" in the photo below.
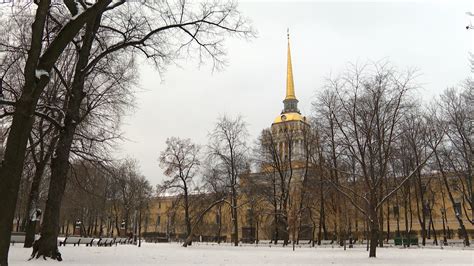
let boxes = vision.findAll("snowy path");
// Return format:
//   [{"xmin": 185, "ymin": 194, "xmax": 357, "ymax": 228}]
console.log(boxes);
[{"xmin": 8, "ymin": 242, "xmax": 473, "ymax": 265}]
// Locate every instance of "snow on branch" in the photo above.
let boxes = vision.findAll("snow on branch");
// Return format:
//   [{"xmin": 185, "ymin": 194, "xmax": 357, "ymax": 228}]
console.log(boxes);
[{"xmin": 35, "ymin": 69, "xmax": 49, "ymax": 79}]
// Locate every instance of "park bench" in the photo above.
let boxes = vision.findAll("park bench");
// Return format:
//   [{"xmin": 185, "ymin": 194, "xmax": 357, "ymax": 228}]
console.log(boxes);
[
  {"xmin": 10, "ymin": 233, "xmax": 40, "ymax": 246},
  {"xmin": 10, "ymin": 234, "xmax": 26, "ymax": 245},
  {"xmin": 319, "ymin": 240, "xmax": 334, "ymax": 245},
  {"xmin": 59, "ymin": 236, "xmax": 82, "ymax": 246},
  {"xmin": 91, "ymin": 238, "xmax": 101, "ymax": 246},
  {"xmin": 394, "ymin": 237, "xmax": 419, "ymax": 246},
  {"xmin": 99, "ymin": 238, "xmax": 115, "ymax": 247},
  {"xmin": 116, "ymin": 237, "xmax": 131, "ymax": 244},
  {"xmin": 447, "ymin": 239, "xmax": 466, "ymax": 246},
  {"xmin": 80, "ymin": 237, "xmax": 95, "ymax": 246}
]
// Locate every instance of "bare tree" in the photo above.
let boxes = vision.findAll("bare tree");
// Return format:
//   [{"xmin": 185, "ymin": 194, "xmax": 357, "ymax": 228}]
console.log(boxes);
[
  {"xmin": 159, "ymin": 137, "xmax": 200, "ymax": 245},
  {"xmin": 208, "ymin": 115, "xmax": 249, "ymax": 246},
  {"xmin": 313, "ymin": 88, "xmax": 346, "ymax": 245},
  {"xmin": 313, "ymin": 61, "xmax": 438, "ymax": 257},
  {"xmin": 201, "ymin": 160, "xmax": 228, "ymax": 243},
  {"xmin": 293, "ymin": 123, "xmax": 320, "ymax": 248},
  {"xmin": 132, "ymin": 173, "xmax": 153, "ymax": 248},
  {"xmin": 439, "ymin": 83, "xmax": 473, "ymax": 225},
  {"xmin": 255, "ymin": 128, "xmax": 292, "ymax": 245},
  {"xmin": 398, "ymin": 109, "xmax": 431, "ymax": 246},
  {"xmin": 427, "ymin": 82, "xmax": 473, "ymax": 246}
]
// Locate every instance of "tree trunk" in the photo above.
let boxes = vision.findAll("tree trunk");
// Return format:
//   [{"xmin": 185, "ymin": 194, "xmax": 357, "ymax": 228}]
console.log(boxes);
[
  {"xmin": 369, "ymin": 193, "xmax": 379, "ymax": 258},
  {"xmin": 231, "ymin": 187, "xmax": 239, "ymax": 246},
  {"xmin": 138, "ymin": 209, "xmax": 142, "ymax": 247},
  {"xmin": 318, "ymin": 166, "xmax": 327, "ymax": 244},
  {"xmin": 282, "ymin": 215, "xmax": 289, "ymax": 246},
  {"xmin": 34, "ymin": 119, "xmax": 78, "ymax": 258},
  {"xmin": 24, "ymin": 160, "xmax": 48, "ymax": 248},
  {"xmin": 317, "ymin": 211, "xmax": 322, "ymax": 246},
  {"xmin": 93, "ymin": 215, "xmax": 98, "ymax": 237},
  {"xmin": 99, "ymin": 216, "xmax": 103, "ymax": 237},
  {"xmin": 386, "ymin": 202, "xmax": 390, "ymax": 241},
  {"xmin": 368, "ymin": 206, "xmax": 379, "ymax": 258},
  {"xmin": 273, "ymin": 213, "xmax": 279, "ymax": 245},
  {"xmin": 0, "ymin": 98, "xmax": 41, "ymax": 264},
  {"xmin": 256, "ymin": 218, "xmax": 259, "ymax": 244},
  {"xmin": 378, "ymin": 207, "xmax": 383, "ymax": 247},
  {"xmin": 369, "ymin": 221, "xmax": 378, "ymax": 258},
  {"xmin": 429, "ymin": 208, "xmax": 438, "ymax": 245},
  {"xmin": 216, "ymin": 205, "xmax": 222, "ymax": 244},
  {"xmin": 183, "ymin": 187, "xmax": 192, "ymax": 245},
  {"xmin": 415, "ymin": 176, "xmax": 426, "ymax": 246},
  {"xmin": 65, "ymin": 219, "xmax": 70, "ymax": 236},
  {"xmin": 0, "ymin": 0, "xmax": 52, "ymax": 260}
]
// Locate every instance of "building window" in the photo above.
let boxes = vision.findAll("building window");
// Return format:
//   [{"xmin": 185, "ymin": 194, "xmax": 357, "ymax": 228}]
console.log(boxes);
[
  {"xmin": 156, "ymin": 215, "xmax": 161, "ymax": 226},
  {"xmin": 215, "ymin": 213, "xmax": 221, "ymax": 225},
  {"xmin": 158, "ymin": 202, "xmax": 161, "ymax": 209}
]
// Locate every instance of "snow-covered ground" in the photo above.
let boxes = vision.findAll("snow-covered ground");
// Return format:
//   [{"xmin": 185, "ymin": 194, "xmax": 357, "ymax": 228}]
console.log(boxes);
[{"xmin": 8, "ymin": 242, "xmax": 473, "ymax": 265}]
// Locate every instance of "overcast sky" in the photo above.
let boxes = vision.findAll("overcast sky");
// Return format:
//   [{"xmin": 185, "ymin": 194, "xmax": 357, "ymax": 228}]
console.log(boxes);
[{"xmin": 117, "ymin": 0, "xmax": 473, "ymax": 186}]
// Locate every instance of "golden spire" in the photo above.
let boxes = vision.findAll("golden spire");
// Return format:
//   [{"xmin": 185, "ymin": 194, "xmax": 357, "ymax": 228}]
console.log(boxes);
[{"xmin": 285, "ymin": 29, "xmax": 296, "ymax": 100}]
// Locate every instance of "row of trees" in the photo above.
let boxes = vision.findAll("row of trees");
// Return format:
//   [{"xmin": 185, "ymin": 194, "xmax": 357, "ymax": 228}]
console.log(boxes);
[
  {"xmin": 159, "ymin": 116, "xmax": 249, "ymax": 247},
  {"xmin": 158, "ymin": 62, "xmax": 472, "ymax": 258},
  {"xmin": 312, "ymin": 63, "xmax": 472, "ymax": 257},
  {"xmin": 0, "ymin": 0, "xmax": 253, "ymax": 264},
  {"xmin": 59, "ymin": 160, "xmax": 152, "ymax": 242},
  {"xmin": 11, "ymin": 157, "xmax": 153, "ymax": 244}
]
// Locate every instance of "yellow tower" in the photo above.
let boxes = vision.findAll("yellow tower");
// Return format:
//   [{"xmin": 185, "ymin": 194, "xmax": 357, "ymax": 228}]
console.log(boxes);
[
  {"xmin": 286, "ymin": 30, "xmax": 296, "ymax": 100},
  {"xmin": 273, "ymin": 30, "xmax": 305, "ymax": 124}
]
